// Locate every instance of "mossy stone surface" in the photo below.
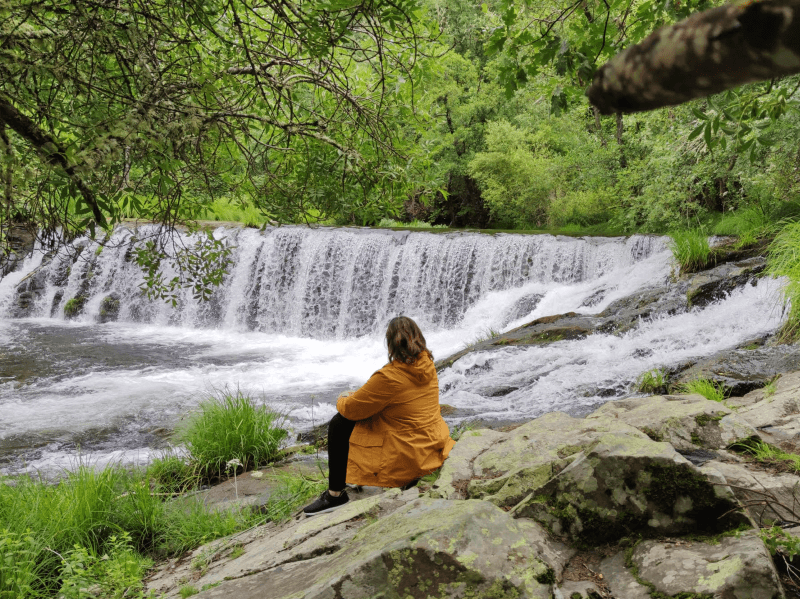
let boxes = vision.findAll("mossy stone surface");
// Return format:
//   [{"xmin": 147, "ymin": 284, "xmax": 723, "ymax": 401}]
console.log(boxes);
[{"xmin": 586, "ymin": 394, "xmax": 757, "ymax": 451}]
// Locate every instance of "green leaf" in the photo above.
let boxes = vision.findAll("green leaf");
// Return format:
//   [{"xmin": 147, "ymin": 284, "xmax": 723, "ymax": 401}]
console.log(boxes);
[{"xmin": 688, "ymin": 123, "xmax": 705, "ymax": 141}]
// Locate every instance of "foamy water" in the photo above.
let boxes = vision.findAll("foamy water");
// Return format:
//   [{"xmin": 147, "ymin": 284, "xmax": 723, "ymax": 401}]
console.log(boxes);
[{"xmin": 0, "ymin": 226, "xmax": 783, "ymax": 475}]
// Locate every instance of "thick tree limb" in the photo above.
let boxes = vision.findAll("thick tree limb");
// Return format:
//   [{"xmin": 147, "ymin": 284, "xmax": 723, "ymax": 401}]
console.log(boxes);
[
  {"xmin": 0, "ymin": 92, "xmax": 105, "ymax": 224},
  {"xmin": 588, "ymin": 0, "xmax": 800, "ymax": 114}
]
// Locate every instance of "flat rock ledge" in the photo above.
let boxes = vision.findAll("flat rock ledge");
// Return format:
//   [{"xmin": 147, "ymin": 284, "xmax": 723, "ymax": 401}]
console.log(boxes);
[{"xmin": 147, "ymin": 381, "xmax": 800, "ymax": 599}]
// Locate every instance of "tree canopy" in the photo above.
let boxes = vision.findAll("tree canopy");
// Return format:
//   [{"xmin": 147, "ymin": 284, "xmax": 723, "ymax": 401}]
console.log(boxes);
[{"xmin": 0, "ymin": 0, "xmax": 428, "ymax": 242}]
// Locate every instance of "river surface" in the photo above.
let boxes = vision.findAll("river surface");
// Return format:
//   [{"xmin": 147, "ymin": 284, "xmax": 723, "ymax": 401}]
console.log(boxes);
[{"xmin": 0, "ymin": 226, "xmax": 785, "ymax": 476}]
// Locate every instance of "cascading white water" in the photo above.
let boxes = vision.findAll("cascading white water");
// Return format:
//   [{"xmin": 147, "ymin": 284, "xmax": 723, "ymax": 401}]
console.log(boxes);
[
  {"xmin": 0, "ymin": 225, "xmax": 784, "ymax": 475},
  {"xmin": 6, "ymin": 225, "xmax": 665, "ymax": 336}
]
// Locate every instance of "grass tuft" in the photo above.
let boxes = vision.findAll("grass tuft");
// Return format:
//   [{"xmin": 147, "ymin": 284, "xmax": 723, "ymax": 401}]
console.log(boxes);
[
  {"xmin": 668, "ymin": 229, "xmax": 712, "ymax": 274},
  {"xmin": 176, "ymin": 388, "xmax": 288, "ymax": 480},
  {"xmin": 676, "ymin": 377, "xmax": 727, "ymax": 402},
  {"xmin": 636, "ymin": 368, "xmax": 667, "ymax": 394},
  {"xmin": 729, "ymin": 438, "xmax": 800, "ymax": 474}
]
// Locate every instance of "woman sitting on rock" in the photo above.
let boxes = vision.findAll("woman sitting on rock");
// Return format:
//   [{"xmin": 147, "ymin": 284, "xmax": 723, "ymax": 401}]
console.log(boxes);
[{"xmin": 303, "ymin": 316, "xmax": 455, "ymax": 515}]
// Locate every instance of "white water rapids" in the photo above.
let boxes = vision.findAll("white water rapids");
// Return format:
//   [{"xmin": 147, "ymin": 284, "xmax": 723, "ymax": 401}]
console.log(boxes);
[{"xmin": 0, "ymin": 226, "xmax": 786, "ymax": 475}]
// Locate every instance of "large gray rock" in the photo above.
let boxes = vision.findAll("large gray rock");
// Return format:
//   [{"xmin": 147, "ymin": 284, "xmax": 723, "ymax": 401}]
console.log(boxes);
[
  {"xmin": 513, "ymin": 434, "xmax": 746, "ymax": 545},
  {"xmin": 631, "ymin": 534, "xmax": 783, "ymax": 598},
  {"xmin": 199, "ymin": 497, "xmax": 568, "ymax": 599},
  {"xmin": 729, "ymin": 371, "xmax": 800, "ymax": 444},
  {"xmin": 428, "ymin": 428, "xmax": 507, "ymax": 500},
  {"xmin": 705, "ymin": 460, "xmax": 800, "ymax": 527},
  {"xmin": 598, "ymin": 551, "xmax": 652, "ymax": 599},
  {"xmin": 463, "ymin": 412, "xmax": 653, "ymax": 509},
  {"xmin": 586, "ymin": 394, "xmax": 758, "ymax": 451}
]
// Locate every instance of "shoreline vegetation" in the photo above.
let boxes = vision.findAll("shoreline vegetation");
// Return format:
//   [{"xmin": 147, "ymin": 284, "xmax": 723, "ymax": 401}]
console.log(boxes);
[{"xmin": 0, "ymin": 391, "xmax": 326, "ymax": 599}]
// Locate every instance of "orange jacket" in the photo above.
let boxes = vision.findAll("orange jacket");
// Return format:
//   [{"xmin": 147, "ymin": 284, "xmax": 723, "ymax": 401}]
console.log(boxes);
[{"xmin": 336, "ymin": 352, "xmax": 455, "ymax": 488}]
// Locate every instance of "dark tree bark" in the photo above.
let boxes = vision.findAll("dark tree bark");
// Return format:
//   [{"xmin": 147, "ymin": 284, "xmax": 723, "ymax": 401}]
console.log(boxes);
[
  {"xmin": 0, "ymin": 121, "xmax": 11, "ymax": 219},
  {"xmin": 0, "ymin": 92, "xmax": 104, "ymax": 224},
  {"xmin": 587, "ymin": 0, "xmax": 800, "ymax": 114}
]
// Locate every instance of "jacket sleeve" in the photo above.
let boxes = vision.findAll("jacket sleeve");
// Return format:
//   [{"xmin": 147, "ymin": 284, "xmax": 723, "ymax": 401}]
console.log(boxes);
[{"xmin": 337, "ymin": 367, "xmax": 397, "ymax": 421}]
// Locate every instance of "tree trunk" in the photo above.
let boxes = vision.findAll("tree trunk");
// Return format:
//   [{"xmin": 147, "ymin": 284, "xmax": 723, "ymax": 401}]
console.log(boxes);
[
  {"xmin": 593, "ymin": 106, "xmax": 606, "ymax": 148},
  {"xmin": 588, "ymin": 0, "xmax": 800, "ymax": 114},
  {"xmin": 0, "ymin": 92, "xmax": 105, "ymax": 225},
  {"xmin": 615, "ymin": 113, "xmax": 627, "ymax": 168},
  {"xmin": 0, "ymin": 120, "xmax": 11, "ymax": 221}
]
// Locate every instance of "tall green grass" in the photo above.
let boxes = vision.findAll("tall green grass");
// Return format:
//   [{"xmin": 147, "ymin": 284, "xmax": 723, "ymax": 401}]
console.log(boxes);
[
  {"xmin": 197, "ymin": 198, "xmax": 270, "ymax": 227},
  {"xmin": 176, "ymin": 389, "xmax": 288, "ymax": 479},
  {"xmin": 676, "ymin": 378, "xmax": 727, "ymax": 402},
  {"xmin": 0, "ymin": 392, "xmax": 300, "ymax": 598},
  {"xmin": 668, "ymin": 229, "xmax": 712, "ymax": 273},
  {"xmin": 767, "ymin": 220, "xmax": 800, "ymax": 341}
]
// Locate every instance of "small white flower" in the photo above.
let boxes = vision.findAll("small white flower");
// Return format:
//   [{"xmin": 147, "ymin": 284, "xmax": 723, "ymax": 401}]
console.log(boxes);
[
  {"xmin": 251, "ymin": 470, "xmax": 264, "ymax": 479},
  {"xmin": 226, "ymin": 458, "xmax": 242, "ymax": 470}
]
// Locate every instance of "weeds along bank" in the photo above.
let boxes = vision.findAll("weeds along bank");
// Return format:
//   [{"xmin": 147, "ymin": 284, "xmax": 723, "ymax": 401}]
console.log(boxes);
[{"xmin": 0, "ymin": 391, "xmax": 325, "ymax": 599}]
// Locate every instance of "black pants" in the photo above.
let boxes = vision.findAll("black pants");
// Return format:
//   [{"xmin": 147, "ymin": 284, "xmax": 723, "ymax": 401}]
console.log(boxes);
[{"xmin": 328, "ymin": 412, "xmax": 356, "ymax": 492}]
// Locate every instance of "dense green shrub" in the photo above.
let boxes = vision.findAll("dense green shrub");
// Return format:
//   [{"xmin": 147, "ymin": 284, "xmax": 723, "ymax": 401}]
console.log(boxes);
[{"xmin": 175, "ymin": 389, "xmax": 288, "ymax": 479}]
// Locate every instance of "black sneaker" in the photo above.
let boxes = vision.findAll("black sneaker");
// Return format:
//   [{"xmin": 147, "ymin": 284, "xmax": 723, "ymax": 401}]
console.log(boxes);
[{"xmin": 302, "ymin": 490, "xmax": 350, "ymax": 515}]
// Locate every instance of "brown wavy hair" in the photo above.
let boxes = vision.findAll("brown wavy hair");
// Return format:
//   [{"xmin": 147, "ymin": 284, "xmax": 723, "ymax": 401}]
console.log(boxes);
[{"xmin": 386, "ymin": 316, "xmax": 432, "ymax": 364}]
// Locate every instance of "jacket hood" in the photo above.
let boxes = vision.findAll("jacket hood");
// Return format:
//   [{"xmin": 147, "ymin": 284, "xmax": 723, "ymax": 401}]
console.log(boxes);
[{"xmin": 395, "ymin": 352, "xmax": 436, "ymax": 384}]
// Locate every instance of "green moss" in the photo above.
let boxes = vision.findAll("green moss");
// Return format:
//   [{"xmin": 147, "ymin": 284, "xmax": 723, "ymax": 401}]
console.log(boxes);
[
  {"xmin": 643, "ymin": 464, "xmax": 743, "ymax": 533},
  {"xmin": 640, "ymin": 427, "xmax": 663, "ymax": 442},
  {"xmin": 63, "ymin": 295, "xmax": 86, "ymax": 318},
  {"xmin": 694, "ymin": 414, "xmax": 723, "ymax": 427},
  {"xmin": 534, "ymin": 567, "xmax": 555, "ymax": 585},
  {"xmin": 691, "ymin": 432, "xmax": 703, "ymax": 446}
]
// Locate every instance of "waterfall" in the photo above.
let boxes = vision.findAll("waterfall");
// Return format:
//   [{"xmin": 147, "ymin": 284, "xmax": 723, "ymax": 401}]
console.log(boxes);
[{"xmin": 2, "ymin": 225, "xmax": 666, "ymax": 338}]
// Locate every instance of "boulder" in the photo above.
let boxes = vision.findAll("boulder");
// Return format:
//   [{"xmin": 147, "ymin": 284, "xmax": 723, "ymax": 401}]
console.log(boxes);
[
  {"xmin": 705, "ymin": 460, "xmax": 800, "ymax": 527},
  {"xmin": 685, "ymin": 257, "xmax": 765, "ymax": 308},
  {"xmin": 677, "ymin": 347, "xmax": 800, "ymax": 397},
  {"xmin": 512, "ymin": 434, "xmax": 746, "ymax": 545},
  {"xmin": 630, "ymin": 534, "xmax": 783, "ymax": 598},
  {"xmin": 730, "ymin": 371, "xmax": 800, "ymax": 444},
  {"xmin": 428, "ymin": 428, "xmax": 507, "ymax": 500},
  {"xmin": 197, "ymin": 497, "xmax": 569, "ymax": 599},
  {"xmin": 598, "ymin": 551, "xmax": 652, "ymax": 599},
  {"xmin": 586, "ymin": 394, "xmax": 758, "ymax": 451}
]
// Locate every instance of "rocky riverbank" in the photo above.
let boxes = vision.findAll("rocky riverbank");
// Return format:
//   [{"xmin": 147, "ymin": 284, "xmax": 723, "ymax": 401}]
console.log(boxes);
[{"xmin": 145, "ymin": 372, "xmax": 800, "ymax": 599}]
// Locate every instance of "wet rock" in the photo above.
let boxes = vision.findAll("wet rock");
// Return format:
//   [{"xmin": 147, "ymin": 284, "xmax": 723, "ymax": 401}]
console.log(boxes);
[
  {"xmin": 677, "ymin": 346, "xmax": 800, "ymax": 397},
  {"xmin": 686, "ymin": 257, "xmax": 766, "ymax": 308},
  {"xmin": 0, "ymin": 225, "xmax": 35, "ymax": 276},
  {"xmin": 63, "ymin": 295, "xmax": 87, "ymax": 319},
  {"xmin": 586, "ymin": 394, "xmax": 758, "ymax": 451},
  {"xmin": 98, "ymin": 294, "xmax": 121, "ymax": 323},
  {"xmin": 630, "ymin": 534, "xmax": 782, "ymax": 599},
  {"xmin": 501, "ymin": 293, "xmax": 543, "ymax": 326}
]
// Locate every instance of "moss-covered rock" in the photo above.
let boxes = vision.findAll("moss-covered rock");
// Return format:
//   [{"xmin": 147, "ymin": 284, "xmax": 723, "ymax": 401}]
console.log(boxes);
[
  {"xmin": 513, "ymin": 435, "xmax": 747, "ymax": 546},
  {"xmin": 630, "ymin": 534, "xmax": 782, "ymax": 598},
  {"xmin": 98, "ymin": 294, "xmax": 121, "ymax": 323},
  {"xmin": 63, "ymin": 295, "xmax": 86, "ymax": 319},
  {"xmin": 193, "ymin": 496, "xmax": 571, "ymax": 599},
  {"xmin": 586, "ymin": 394, "xmax": 757, "ymax": 451}
]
